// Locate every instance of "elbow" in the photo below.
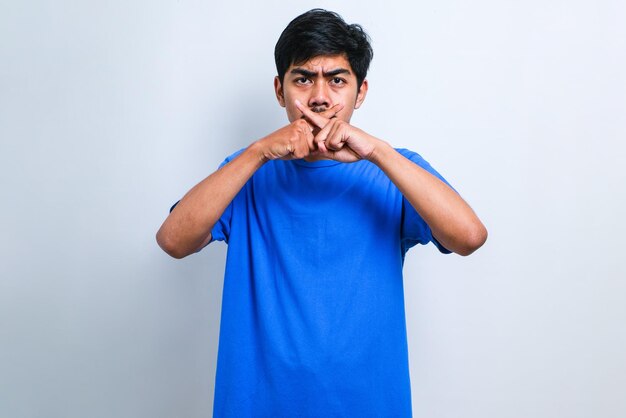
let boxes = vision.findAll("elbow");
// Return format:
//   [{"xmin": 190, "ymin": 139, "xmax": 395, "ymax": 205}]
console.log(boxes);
[
  {"xmin": 455, "ymin": 223, "xmax": 488, "ymax": 257},
  {"xmin": 156, "ymin": 229, "xmax": 190, "ymax": 259}
]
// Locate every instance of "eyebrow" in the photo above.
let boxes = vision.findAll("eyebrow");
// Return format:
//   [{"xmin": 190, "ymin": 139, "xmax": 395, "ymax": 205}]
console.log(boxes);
[{"xmin": 290, "ymin": 68, "xmax": 351, "ymax": 78}]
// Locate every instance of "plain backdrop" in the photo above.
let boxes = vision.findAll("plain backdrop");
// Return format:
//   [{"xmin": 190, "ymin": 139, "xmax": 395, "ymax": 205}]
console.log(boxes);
[{"xmin": 1, "ymin": 1, "xmax": 625, "ymax": 417}]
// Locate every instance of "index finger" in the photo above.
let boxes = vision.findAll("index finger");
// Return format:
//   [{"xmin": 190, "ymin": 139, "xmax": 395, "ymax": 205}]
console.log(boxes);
[
  {"xmin": 295, "ymin": 100, "xmax": 343, "ymax": 130},
  {"xmin": 318, "ymin": 103, "xmax": 344, "ymax": 121}
]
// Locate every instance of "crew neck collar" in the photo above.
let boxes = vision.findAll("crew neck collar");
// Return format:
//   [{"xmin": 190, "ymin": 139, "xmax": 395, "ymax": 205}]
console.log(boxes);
[{"xmin": 292, "ymin": 158, "xmax": 342, "ymax": 168}]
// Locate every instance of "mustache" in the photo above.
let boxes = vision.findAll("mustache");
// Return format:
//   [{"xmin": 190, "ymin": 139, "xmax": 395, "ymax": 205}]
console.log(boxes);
[{"xmin": 311, "ymin": 106, "xmax": 328, "ymax": 113}]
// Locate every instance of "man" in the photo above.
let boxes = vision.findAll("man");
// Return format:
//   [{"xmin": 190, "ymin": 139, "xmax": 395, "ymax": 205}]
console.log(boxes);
[{"xmin": 157, "ymin": 9, "xmax": 487, "ymax": 417}]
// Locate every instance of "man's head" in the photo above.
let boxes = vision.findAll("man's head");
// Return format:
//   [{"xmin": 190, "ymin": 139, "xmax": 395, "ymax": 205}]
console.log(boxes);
[
  {"xmin": 274, "ymin": 9, "xmax": 374, "ymax": 123},
  {"xmin": 275, "ymin": 9, "xmax": 373, "ymax": 91}
]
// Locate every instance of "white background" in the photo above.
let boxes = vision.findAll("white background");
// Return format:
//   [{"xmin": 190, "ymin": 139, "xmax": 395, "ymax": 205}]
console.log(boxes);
[{"xmin": 1, "ymin": 1, "xmax": 625, "ymax": 417}]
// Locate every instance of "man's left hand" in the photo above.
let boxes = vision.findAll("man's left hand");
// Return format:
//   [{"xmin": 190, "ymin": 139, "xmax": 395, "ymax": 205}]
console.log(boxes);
[{"xmin": 295, "ymin": 100, "xmax": 380, "ymax": 163}]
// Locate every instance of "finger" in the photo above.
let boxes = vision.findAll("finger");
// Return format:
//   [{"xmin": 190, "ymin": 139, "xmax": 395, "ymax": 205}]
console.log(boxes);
[
  {"xmin": 295, "ymin": 99, "xmax": 332, "ymax": 130},
  {"xmin": 316, "ymin": 136, "xmax": 328, "ymax": 154},
  {"xmin": 306, "ymin": 128, "xmax": 316, "ymax": 152},
  {"xmin": 297, "ymin": 119, "xmax": 316, "ymax": 154},
  {"xmin": 296, "ymin": 141, "xmax": 309, "ymax": 159},
  {"xmin": 334, "ymin": 145, "xmax": 360, "ymax": 162},
  {"xmin": 326, "ymin": 121, "xmax": 347, "ymax": 151},
  {"xmin": 300, "ymin": 129, "xmax": 314, "ymax": 157},
  {"xmin": 318, "ymin": 103, "xmax": 344, "ymax": 120},
  {"xmin": 313, "ymin": 118, "xmax": 337, "ymax": 153},
  {"xmin": 278, "ymin": 143, "xmax": 294, "ymax": 160},
  {"xmin": 307, "ymin": 128, "xmax": 326, "ymax": 153}
]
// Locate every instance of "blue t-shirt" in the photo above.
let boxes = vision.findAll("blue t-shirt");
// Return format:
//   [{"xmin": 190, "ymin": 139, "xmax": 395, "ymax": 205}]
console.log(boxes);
[{"xmin": 207, "ymin": 149, "xmax": 451, "ymax": 417}]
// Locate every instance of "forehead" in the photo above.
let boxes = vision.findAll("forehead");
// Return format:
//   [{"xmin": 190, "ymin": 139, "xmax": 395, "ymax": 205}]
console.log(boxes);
[{"xmin": 288, "ymin": 54, "xmax": 354, "ymax": 74}]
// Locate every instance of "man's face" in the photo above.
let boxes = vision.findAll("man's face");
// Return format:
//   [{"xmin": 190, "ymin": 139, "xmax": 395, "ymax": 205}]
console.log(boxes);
[{"xmin": 274, "ymin": 54, "xmax": 368, "ymax": 124}]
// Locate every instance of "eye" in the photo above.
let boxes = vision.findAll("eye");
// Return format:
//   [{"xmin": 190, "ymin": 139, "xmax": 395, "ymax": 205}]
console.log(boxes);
[
  {"xmin": 295, "ymin": 77, "xmax": 311, "ymax": 85},
  {"xmin": 330, "ymin": 77, "xmax": 346, "ymax": 86}
]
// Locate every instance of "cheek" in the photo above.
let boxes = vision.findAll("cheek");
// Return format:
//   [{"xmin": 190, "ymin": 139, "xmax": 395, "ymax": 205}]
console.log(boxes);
[
  {"xmin": 337, "ymin": 107, "xmax": 354, "ymax": 122},
  {"xmin": 336, "ymin": 93, "xmax": 357, "ymax": 120},
  {"xmin": 284, "ymin": 103, "xmax": 300, "ymax": 122},
  {"xmin": 337, "ymin": 91, "xmax": 357, "ymax": 106},
  {"xmin": 282, "ymin": 90, "xmax": 300, "ymax": 110}
]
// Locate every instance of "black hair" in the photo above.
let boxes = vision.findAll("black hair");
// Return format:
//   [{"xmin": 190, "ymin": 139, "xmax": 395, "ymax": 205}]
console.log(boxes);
[{"xmin": 274, "ymin": 9, "xmax": 373, "ymax": 90}]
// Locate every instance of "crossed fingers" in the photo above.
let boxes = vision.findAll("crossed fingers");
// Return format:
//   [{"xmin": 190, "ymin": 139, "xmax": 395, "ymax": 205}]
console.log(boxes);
[
  {"xmin": 295, "ymin": 100, "xmax": 342, "ymax": 131},
  {"xmin": 295, "ymin": 100, "xmax": 346, "ymax": 154}
]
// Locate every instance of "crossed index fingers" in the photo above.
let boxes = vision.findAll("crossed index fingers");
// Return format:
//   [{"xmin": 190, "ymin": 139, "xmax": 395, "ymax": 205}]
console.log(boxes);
[{"xmin": 295, "ymin": 100, "xmax": 343, "ymax": 130}]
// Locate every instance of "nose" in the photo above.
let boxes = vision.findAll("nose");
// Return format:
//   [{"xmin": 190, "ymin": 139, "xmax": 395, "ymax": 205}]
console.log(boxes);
[{"xmin": 308, "ymin": 82, "xmax": 331, "ymax": 109}]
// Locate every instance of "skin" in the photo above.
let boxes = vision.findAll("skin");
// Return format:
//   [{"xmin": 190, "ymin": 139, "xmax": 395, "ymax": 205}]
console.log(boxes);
[{"xmin": 156, "ymin": 54, "xmax": 487, "ymax": 258}]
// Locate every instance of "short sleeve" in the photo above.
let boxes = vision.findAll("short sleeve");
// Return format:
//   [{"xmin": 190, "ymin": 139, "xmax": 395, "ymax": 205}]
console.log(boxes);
[
  {"xmin": 208, "ymin": 150, "xmax": 247, "ymax": 244},
  {"xmin": 168, "ymin": 149, "xmax": 245, "ymax": 246},
  {"xmin": 210, "ymin": 200, "xmax": 232, "ymax": 243},
  {"xmin": 398, "ymin": 149, "xmax": 455, "ymax": 255}
]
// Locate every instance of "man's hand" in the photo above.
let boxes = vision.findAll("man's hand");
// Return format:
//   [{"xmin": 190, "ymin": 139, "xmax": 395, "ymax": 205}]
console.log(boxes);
[
  {"xmin": 295, "ymin": 100, "xmax": 380, "ymax": 163},
  {"xmin": 255, "ymin": 103, "xmax": 344, "ymax": 161}
]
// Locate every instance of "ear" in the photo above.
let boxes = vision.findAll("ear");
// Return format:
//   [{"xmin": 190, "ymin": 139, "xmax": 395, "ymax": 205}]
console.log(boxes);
[
  {"xmin": 354, "ymin": 79, "xmax": 369, "ymax": 109},
  {"xmin": 274, "ymin": 76, "xmax": 286, "ymax": 107}
]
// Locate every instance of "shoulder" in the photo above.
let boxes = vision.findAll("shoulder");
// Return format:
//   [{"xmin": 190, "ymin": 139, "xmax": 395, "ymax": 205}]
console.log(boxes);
[
  {"xmin": 394, "ymin": 148, "xmax": 432, "ymax": 168},
  {"xmin": 394, "ymin": 148, "xmax": 453, "ymax": 188},
  {"xmin": 217, "ymin": 148, "xmax": 247, "ymax": 168}
]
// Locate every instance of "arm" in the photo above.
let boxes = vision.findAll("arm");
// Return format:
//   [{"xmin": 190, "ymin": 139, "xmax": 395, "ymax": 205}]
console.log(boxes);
[
  {"xmin": 156, "ymin": 106, "xmax": 342, "ymax": 259},
  {"xmin": 156, "ymin": 143, "xmax": 265, "ymax": 259},
  {"xmin": 296, "ymin": 102, "xmax": 487, "ymax": 256},
  {"xmin": 369, "ymin": 143, "xmax": 487, "ymax": 256}
]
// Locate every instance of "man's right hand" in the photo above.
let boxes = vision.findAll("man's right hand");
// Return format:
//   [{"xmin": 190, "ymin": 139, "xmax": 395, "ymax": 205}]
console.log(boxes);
[
  {"xmin": 254, "ymin": 103, "xmax": 343, "ymax": 161},
  {"xmin": 255, "ymin": 119, "xmax": 315, "ymax": 161}
]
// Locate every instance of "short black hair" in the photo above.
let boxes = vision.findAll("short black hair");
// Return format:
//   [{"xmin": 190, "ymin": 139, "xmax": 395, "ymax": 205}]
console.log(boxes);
[{"xmin": 274, "ymin": 9, "xmax": 373, "ymax": 90}]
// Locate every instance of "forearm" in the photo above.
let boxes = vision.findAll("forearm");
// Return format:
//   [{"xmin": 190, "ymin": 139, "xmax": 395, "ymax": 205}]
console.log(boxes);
[
  {"xmin": 369, "ymin": 142, "xmax": 487, "ymax": 256},
  {"xmin": 156, "ymin": 142, "xmax": 266, "ymax": 258}
]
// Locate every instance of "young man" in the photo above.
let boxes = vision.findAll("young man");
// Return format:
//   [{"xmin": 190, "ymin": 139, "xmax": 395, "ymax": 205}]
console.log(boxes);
[{"xmin": 157, "ymin": 9, "xmax": 487, "ymax": 417}]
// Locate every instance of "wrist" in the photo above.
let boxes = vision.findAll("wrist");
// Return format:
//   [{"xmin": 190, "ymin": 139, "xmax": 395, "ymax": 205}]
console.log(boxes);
[
  {"xmin": 248, "ymin": 140, "xmax": 270, "ymax": 164},
  {"xmin": 366, "ymin": 139, "xmax": 392, "ymax": 164}
]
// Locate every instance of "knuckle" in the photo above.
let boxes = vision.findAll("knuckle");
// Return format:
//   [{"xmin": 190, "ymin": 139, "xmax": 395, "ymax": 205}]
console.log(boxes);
[{"xmin": 296, "ymin": 122, "xmax": 308, "ymax": 134}]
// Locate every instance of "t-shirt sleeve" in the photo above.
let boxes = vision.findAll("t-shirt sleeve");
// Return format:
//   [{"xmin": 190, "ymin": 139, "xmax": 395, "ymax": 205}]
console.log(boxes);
[
  {"xmin": 398, "ymin": 149, "xmax": 455, "ymax": 255},
  {"xmin": 168, "ymin": 149, "xmax": 244, "ymax": 246},
  {"xmin": 208, "ymin": 152, "xmax": 244, "ymax": 244}
]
